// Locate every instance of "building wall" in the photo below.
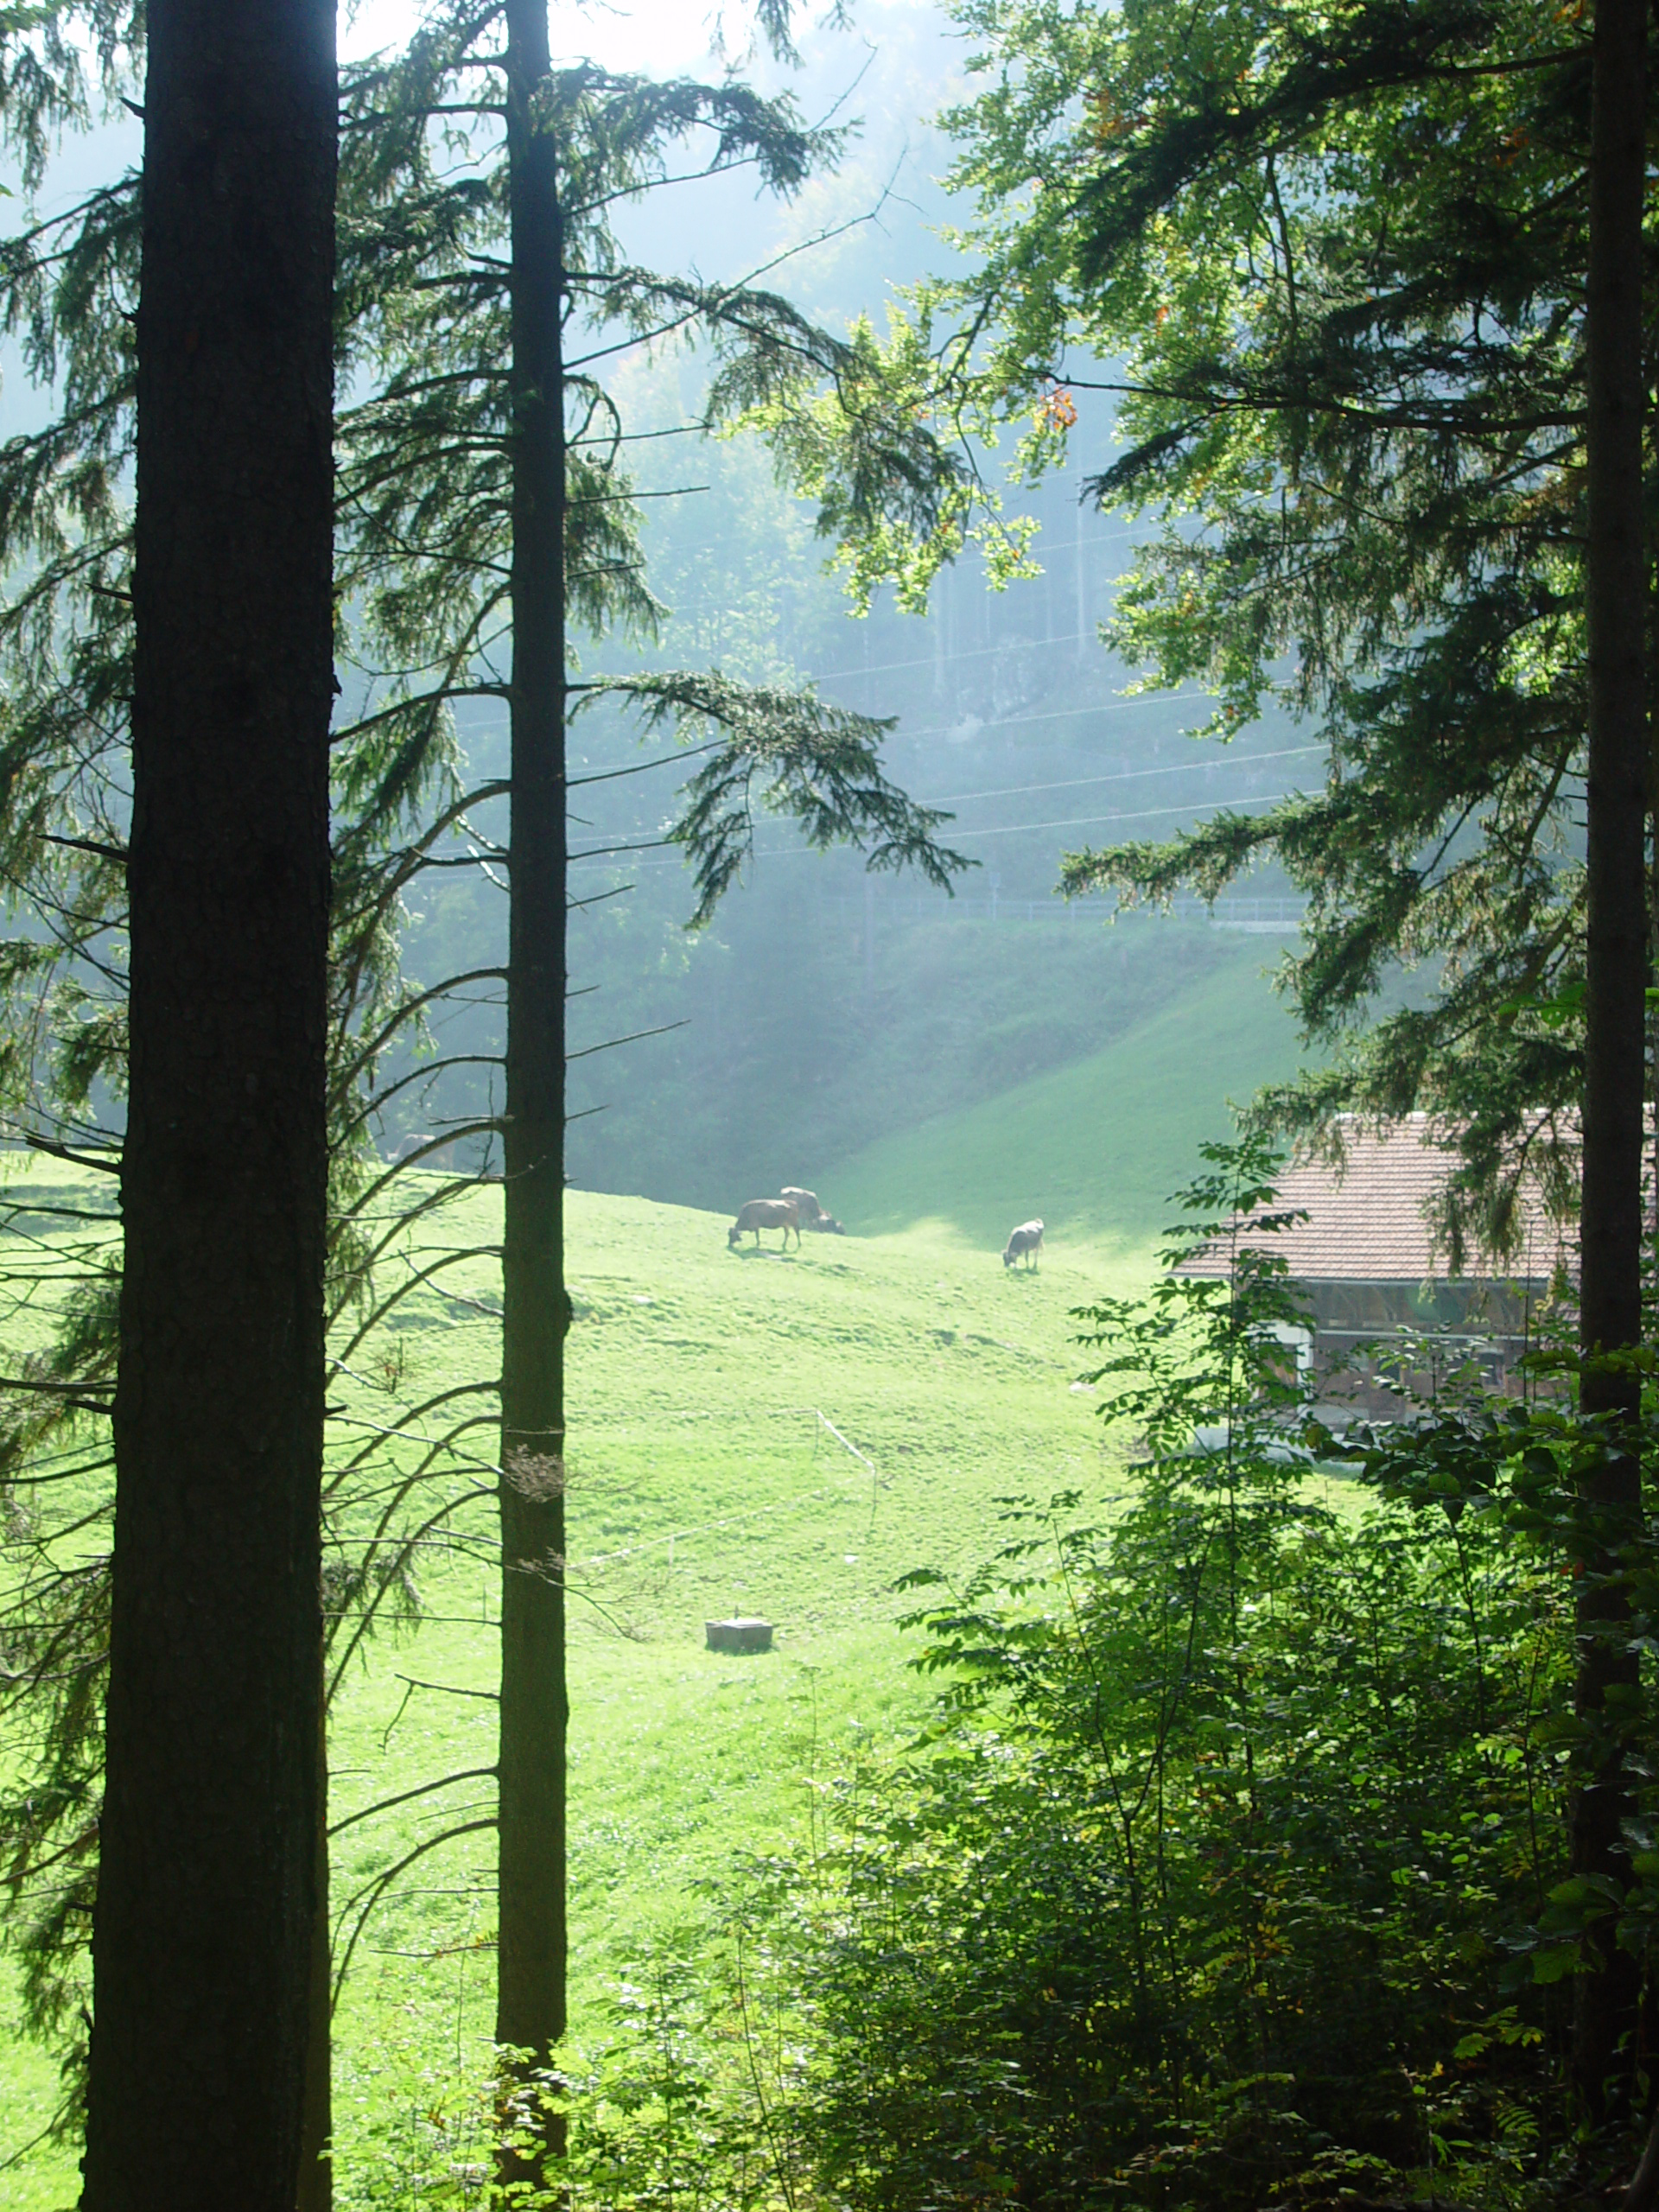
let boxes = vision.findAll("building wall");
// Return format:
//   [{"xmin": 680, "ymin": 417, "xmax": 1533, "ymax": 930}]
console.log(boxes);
[{"xmin": 1297, "ymin": 1275, "xmax": 1554, "ymax": 1419}]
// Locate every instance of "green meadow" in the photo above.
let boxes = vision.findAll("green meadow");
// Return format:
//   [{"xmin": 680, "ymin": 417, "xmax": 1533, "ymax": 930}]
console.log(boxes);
[{"xmin": 1, "ymin": 931, "xmax": 1304, "ymax": 2208}]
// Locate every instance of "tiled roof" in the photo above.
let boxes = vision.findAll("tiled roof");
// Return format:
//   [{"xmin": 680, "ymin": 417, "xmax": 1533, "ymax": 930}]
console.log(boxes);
[{"xmin": 1178, "ymin": 1116, "xmax": 1568, "ymax": 1284}]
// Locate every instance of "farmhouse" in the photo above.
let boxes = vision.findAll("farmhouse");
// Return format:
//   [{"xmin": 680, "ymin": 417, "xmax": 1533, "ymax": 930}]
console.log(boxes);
[{"xmin": 1179, "ymin": 1116, "xmax": 1571, "ymax": 1418}]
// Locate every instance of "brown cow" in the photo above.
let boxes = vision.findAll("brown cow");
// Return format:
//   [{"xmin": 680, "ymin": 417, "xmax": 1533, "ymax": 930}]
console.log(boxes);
[{"xmin": 728, "ymin": 1198, "xmax": 801, "ymax": 1252}]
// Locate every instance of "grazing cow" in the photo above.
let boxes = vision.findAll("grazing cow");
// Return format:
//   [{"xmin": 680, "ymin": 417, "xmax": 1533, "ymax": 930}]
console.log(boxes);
[
  {"xmin": 1002, "ymin": 1218, "xmax": 1044, "ymax": 1270},
  {"xmin": 729, "ymin": 1198, "xmax": 802, "ymax": 1252},
  {"xmin": 781, "ymin": 1187, "xmax": 846, "ymax": 1235}
]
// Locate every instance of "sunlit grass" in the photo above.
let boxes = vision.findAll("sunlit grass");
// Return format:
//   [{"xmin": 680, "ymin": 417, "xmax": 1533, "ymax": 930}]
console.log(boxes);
[
  {"xmin": 2, "ymin": 1176, "xmax": 1155, "ymax": 2208},
  {"xmin": 1, "ymin": 929, "xmax": 1311, "ymax": 2200}
]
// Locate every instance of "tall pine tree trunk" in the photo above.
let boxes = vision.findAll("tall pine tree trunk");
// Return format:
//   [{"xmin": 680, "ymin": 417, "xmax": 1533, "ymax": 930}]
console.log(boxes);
[
  {"xmin": 300, "ymin": 1698, "xmax": 334, "ymax": 2212},
  {"xmin": 496, "ymin": 0, "xmax": 569, "ymax": 2149},
  {"xmin": 1573, "ymin": 0, "xmax": 1649, "ymax": 2124},
  {"xmin": 80, "ymin": 0, "xmax": 336, "ymax": 2205}
]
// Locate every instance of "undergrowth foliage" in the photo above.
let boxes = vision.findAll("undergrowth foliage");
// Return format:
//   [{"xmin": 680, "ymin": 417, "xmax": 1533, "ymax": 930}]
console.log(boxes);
[
  {"xmin": 739, "ymin": 1137, "xmax": 1576, "ymax": 2211},
  {"xmin": 396, "ymin": 1136, "xmax": 1605, "ymax": 2212}
]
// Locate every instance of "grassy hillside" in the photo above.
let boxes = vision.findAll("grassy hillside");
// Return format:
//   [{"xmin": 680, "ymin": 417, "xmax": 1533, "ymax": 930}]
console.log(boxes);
[
  {"xmin": 323, "ymin": 1185, "xmax": 1152, "ymax": 2176},
  {"xmin": 0, "ymin": 930, "xmax": 1313, "ymax": 2202},
  {"xmin": 825, "ymin": 933, "xmax": 1304, "ymax": 1250},
  {"xmin": 2, "ymin": 1181, "xmax": 1161, "ymax": 2209}
]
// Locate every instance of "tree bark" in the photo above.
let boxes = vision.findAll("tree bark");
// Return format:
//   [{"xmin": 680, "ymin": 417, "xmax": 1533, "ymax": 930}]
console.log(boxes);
[
  {"xmin": 1573, "ymin": 0, "xmax": 1649, "ymax": 2125},
  {"xmin": 79, "ymin": 0, "xmax": 335, "ymax": 2205},
  {"xmin": 298, "ymin": 1695, "xmax": 334, "ymax": 2212},
  {"xmin": 495, "ymin": 0, "xmax": 569, "ymax": 2160}
]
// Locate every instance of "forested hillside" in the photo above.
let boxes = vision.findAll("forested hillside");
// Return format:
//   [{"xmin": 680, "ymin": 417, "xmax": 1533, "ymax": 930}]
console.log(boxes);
[{"xmin": 3, "ymin": 0, "xmax": 1654, "ymax": 2209}]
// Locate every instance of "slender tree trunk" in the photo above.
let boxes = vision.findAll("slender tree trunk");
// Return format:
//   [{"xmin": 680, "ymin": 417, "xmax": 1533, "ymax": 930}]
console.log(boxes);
[
  {"xmin": 496, "ymin": 0, "xmax": 569, "ymax": 2162},
  {"xmin": 1573, "ymin": 0, "xmax": 1649, "ymax": 2125},
  {"xmin": 80, "ymin": 0, "xmax": 335, "ymax": 2206}
]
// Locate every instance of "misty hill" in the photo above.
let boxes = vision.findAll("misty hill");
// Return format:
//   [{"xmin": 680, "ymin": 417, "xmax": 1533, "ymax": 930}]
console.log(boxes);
[
  {"xmin": 822, "ymin": 937, "xmax": 1304, "ymax": 1251},
  {"xmin": 556, "ymin": 905, "xmax": 1293, "ymax": 1217}
]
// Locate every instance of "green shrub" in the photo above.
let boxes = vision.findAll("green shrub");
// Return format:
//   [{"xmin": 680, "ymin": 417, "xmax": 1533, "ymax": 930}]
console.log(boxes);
[{"xmin": 726, "ymin": 1140, "xmax": 1576, "ymax": 2212}]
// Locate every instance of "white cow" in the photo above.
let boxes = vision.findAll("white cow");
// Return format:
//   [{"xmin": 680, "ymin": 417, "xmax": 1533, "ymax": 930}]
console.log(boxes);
[
  {"xmin": 1002, "ymin": 1219, "xmax": 1044, "ymax": 1270},
  {"xmin": 781, "ymin": 1187, "xmax": 845, "ymax": 1235}
]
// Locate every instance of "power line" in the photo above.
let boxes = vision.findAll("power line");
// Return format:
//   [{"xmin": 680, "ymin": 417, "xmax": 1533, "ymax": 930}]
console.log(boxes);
[
  {"xmin": 803, "ymin": 617, "xmax": 1125, "ymax": 688},
  {"xmin": 456, "ymin": 674, "xmax": 1234, "ymax": 778},
  {"xmin": 656, "ymin": 561, "xmax": 1138, "ymax": 674},
  {"xmin": 444, "ymin": 737, "xmax": 1311, "ymax": 838},
  {"xmin": 572, "ymin": 700, "xmax": 1290, "ymax": 799},
  {"xmin": 928, "ymin": 745, "xmax": 1322, "ymax": 809},
  {"xmin": 927, "ymin": 789, "xmax": 1300, "ymax": 845},
  {"xmin": 870, "ymin": 693, "xmax": 1218, "ymax": 745},
  {"xmin": 570, "ymin": 785, "xmax": 1303, "ymax": 871}
]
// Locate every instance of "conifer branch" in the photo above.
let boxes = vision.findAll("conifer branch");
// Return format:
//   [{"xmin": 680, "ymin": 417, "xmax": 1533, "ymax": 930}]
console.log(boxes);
[
  {"xmin": 327, "ymin": 1483, "xmax": 499, "ymax": 1694},
  {"xmin": 330, "ymin": 1818, "xmax": 497, "ymax": 2009},
  {"xmin": 328, "ymin": 1764, "xmax": 498, "ymax": 1838},
  {"xmin": 330, "ymin": 969, "xmax": 511, "ymax": 1106},
  {"xmin": 335, "ymin": 1052, "xmax": 506, "ymax": 1151},
  {"xmin": 333, "ymin": 1242, "xmax": 506, "ymax": 1366},
  {"xmin": 324, "ymin": 1380, "xmax": 505, "ymax": 1485}
]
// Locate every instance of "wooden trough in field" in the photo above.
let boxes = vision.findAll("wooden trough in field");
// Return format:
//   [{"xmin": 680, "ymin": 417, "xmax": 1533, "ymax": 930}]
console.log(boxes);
[{"xmin": 705, "ymin": 1616, "xmax": 774, "ymax": 1655}]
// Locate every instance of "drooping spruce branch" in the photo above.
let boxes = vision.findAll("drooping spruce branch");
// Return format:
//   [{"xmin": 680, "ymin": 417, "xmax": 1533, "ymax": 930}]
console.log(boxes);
[{"xmin": 590, "ymin": 671, "xmax": 971, "ymax": 926}]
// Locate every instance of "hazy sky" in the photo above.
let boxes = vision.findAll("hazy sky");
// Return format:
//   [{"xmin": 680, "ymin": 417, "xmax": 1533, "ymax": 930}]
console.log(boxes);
[
  {"xmin": 3, "ymin": 0, "xmax": 963, "ymax": 429},
  {"xmin": 341, "ymin": 0, "xmax": 925, "ymax": 75}
]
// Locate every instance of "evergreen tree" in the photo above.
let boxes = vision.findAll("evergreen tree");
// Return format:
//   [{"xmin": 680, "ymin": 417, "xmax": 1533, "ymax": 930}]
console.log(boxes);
[
  {"xmin": 785, "ymin": 0, "xmax": 1633, "ymax": 1253},
  {"xmin": 0, "ymin": 112, "xmax": 471, "ymax": 2200},
  {"xmin": 78, "ymin": 0, "xmax": 337, "ymax": 2203},
  {"xmin": 0, "ymin": 11, "xmax": 455, "ymax": 2202},
  {"xmin": 337, "ymin": 4, "xmax": 966, "ymax": 2166},
  {"xmin": 1572, "ymin": 0, "xmax": 1647, "ymax": 2121}
]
